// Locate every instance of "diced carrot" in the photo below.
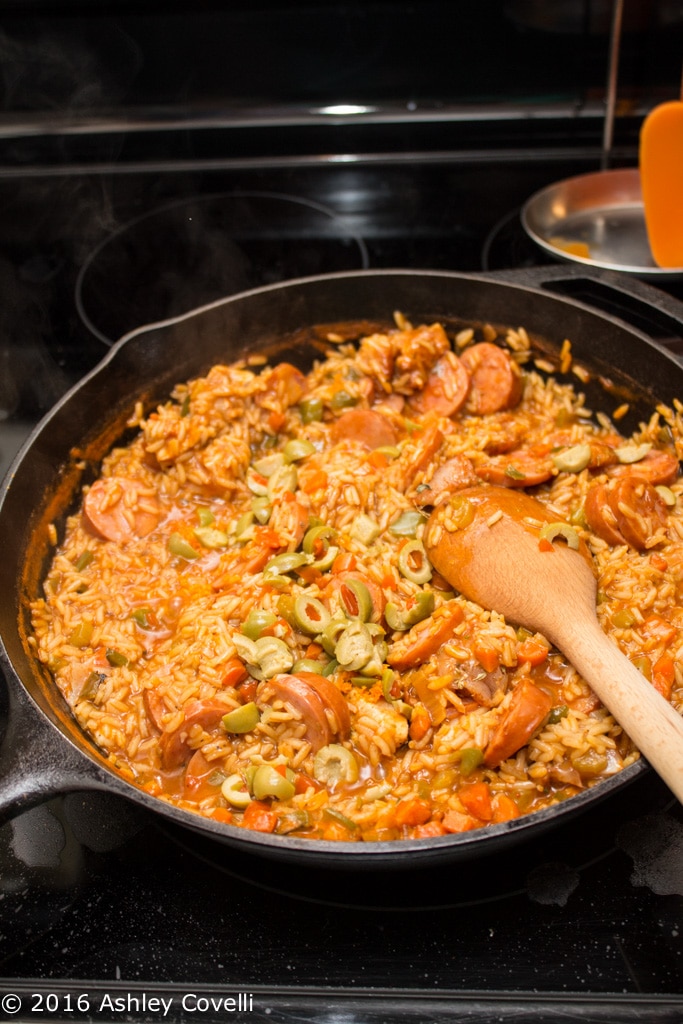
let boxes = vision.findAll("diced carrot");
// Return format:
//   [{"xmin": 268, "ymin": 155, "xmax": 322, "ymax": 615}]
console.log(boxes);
[
  {"xmin": 306, "ymin": 642, "xmax": 324, "ymax": 659},
  {"xmin": 211, "ymin": 807, "xmax": 233, "ymax": 824},
  {"xmin": 650, "ymin": 553, "xmax": 669, "ymax": 572},
  {"xmin": 242, "ymin": 800, "xmax": 278, "ymax": 833},
  {"xmin": 394, "ymin": 797, "xmax": 432, "ymax": 827},
  {"xmin": 516, "ymin": 637, "xmax": 550, "ymax": 667},
  {"xmin": 412, "ymin": 821, "xmax": 448, "ymax": 838},
  {"xmin": 458, "ymin": 781, "xmax": 493, "ymax": 821},
  {"xmin": 300, "ymin": 469, "xmax": 328, "ymax": 494},
  {"xmin": 442, "ymin": 809, "xmax": 480, "ymax": 833},
  {"xmin": 332, "ymin": 552, "xmax": 357, "ymax": 574},
  {"xmin": 220, "ymin": 656, "xmax": 249, "ymax": 689},
  {"xmin": 652, "ymin": 652, "xmax": 676, "ymax": 700},
  {"xmin": 538, "ymin": 537, "xmax": 554, "ymax": 552},
  {"xmin": 267, "ymin": 409, "xmax": 286, "ymax": 433},
  {"xmin": 484, "ymin": 678, "xmax": 553, "ymax": 767},
  {"xmin": 491, "ymin": 793, "xmax": 521, "ymax": 823},
  {"xmin": 366, "ymin": 450, "xmax": 390, "ymax": 469},
  {"xmin": 409, "ymin": 704, "xmax": 431, "ymax": 741},
  {"xmin": 321, "ymin": 820, "xmax": 353, "ymax": 841},
  {"xmin": 294, "ymin": 771, "xmax": 323, "ymax": 795},
  {"xmin": 472, "ymin": 638, "xmax": 500, "ymax": 674},
  {"xmin": 641, "ymin": 614, "xmax": 677, "ymax": 646}
]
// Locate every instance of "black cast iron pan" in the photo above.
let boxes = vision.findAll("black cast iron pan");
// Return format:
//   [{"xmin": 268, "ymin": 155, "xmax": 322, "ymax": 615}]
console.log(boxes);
[{"xmin": 2, "ymin": 266, "xmax": 683, "ymax": 870}]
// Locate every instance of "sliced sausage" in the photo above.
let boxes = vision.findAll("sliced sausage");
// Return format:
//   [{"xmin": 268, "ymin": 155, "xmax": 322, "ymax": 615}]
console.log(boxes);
[
  {"xmin": 394, "ymin": 322, "xmax": 450, "ymax": 382},
  {"xmin": 607, "ymin": 448, "xmax": 680, "ymax": 486},
  {"xmin": 294, "ymin": 671, "xmax": 351, "ymax": 739},
  {"xmin": 414, "ymin": 454, "xmax": 478, "ymax": 506},
  {"xmin": 587, "ymin": 441, "xmax": 620, "ymax": 471},
  {"xmin": 330, "ymin": 408, "xmax": 398, "ymax": 450},
  {"xmin": 585, "ymin": 477, "xmax": 668, "ymax": 550},
  {"xmin": 475, "ymin": 449, "xmax": 554, "ymax": 488},
  {"xmin": 460, "ymin": 342, "xmax": 523, "ymax": 415},
  {"xmin": 259, "ymin": 674, "xmax": 334, "ymax": 752},
  {"xmin": 410, "ymin": 351, "xmax": 470, "ymax": 418},
  {"xmin": 484, "ymin": 678, "xmax": 552, "ymax": 767},
  {"xmin": 258, "ymin": 362, "xmax": 307, "ymax": 408},
  {"xmin": 387, "ymin": 604, "xmax": 465, "ymax": 671},
  {"xmin": 387, "ymin": 423, "xmax": 444, "ymax": 492},
  {"xmin": 268, "ymin": 494, "xmax": 310, "ymax": 550},
  {"xmin": 159, "ymin": 698, "xmax": 232, "ymax": 770},
  {"xmin": 143, "ymin": 689, "xmax": 168, "ymax": 731},
  {"xmin": 83, "ymin": 477, "xmax": 161, "ymax": 544}
]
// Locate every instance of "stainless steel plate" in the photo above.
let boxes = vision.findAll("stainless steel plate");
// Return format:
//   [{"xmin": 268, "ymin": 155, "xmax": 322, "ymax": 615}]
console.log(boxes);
[{"xmin": 522, "ymin": 167, "xmax": 683, "ymax": 280}]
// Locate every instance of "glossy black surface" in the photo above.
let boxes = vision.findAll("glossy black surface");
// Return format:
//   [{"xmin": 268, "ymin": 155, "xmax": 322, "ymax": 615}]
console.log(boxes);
[{"xmin": 1, "ymin": 115, "xmax": 683, "ymax": 1024}]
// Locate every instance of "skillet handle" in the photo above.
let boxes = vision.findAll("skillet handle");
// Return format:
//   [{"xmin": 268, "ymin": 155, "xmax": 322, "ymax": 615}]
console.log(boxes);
[
  {"xmin": 488, "ymin": 265, "xmax": 683, "ymax": 354},
  {"xmin": 0, "ymin": 665, "xmax": 111, "ymax": 825}
]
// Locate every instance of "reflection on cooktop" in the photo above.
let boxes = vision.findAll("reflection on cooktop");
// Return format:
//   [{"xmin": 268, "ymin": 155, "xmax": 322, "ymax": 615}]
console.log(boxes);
[{"xmin": 75, "ymin": 191, "xmax": 369, "ymax": 345}]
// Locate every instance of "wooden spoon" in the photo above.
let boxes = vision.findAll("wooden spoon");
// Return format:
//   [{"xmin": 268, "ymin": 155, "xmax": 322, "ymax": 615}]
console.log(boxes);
[{"xmin": 424, "ymin": 485, "xmax": 683, "ymax": 802}]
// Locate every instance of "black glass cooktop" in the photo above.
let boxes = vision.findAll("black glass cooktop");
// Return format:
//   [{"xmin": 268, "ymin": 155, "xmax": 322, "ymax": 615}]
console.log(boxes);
[{"xmin": 1, "ymin": 156, "xmax": 683, "ymax": 1022}]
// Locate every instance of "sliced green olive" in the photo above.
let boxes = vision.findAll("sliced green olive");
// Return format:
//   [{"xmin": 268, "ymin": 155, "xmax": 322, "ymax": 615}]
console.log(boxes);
[
  {"xmin": 252, "ymin": 764, "xmax": 296, "ymax": 801},
  {"xmin": 313, "ymin": 743, "xmax": 360, "ymax": 786},
  {"xmin": 168, "ymin": 532, "xmax": 200, "ymax": 559},
  {"xmin": 611, "ymin": 608, "xmax": 636, "ymax": 629},
  {"xmin": 397, "ymin": 539, "xmax": 432, "ymax": 584},
  {"xmin": 293, "ymin": 595, "xmax": 331, "ymax": 635},
  {"xmin": 552, "ymin": 443, "xmax": 591, "ymax": 473},
  {"xmin": 267, "ymin": 463, "xmax": 298, "ymax": 500},
  {"xmin": 196, "ymin": 507, "xmax": 215, "ymax": 527},
  {"xmin": 334, "ymin": 621, "xmax": 374, "ymax": 671},
  {"xmin": 131, "ymin": 606, "xmax": 152, "ymax": 629},
  {"xmin": 338, "ymin": 578, "xmax": 374, "ymax": 621},
  {"xmin": 234, "ymin": 511, "xmax": 255, "ymax": 539},
  {"xmin": 615, "ymin": 442, "xmax": 651, "ymax": 465},
  {"xmin": 241, "ymin": 608, "xmax": 278, "ymax": 640},
  {"xmin": 389, "ymin": 509, "xmax": 425, "ymax": 538},
  {"xmin": 221, "ymin": 773, "xmax": 252, "ymax": 809},
  {"xmin": 385, "ymin": 590, "xmax": 435, "ymax": 631},
  {"xmin": 320, "ymin": 615, "xmax": 349, "ymax": 656},
  {"xmin": 299, "ymin": 396, "xmax": 324, "ymax": 424},
  {"xmin": 222, "ymin": 701, "xmax": 260, "ymax": 734},
  {"xmin": 252, "ymin": 452, "xmax": 286, "ymax": 477},
  {"xmin": 263, "ymin": 552, "xmax": 311, "ymax": 582},
  {"xmin": 538, "ymin": 521, "xmax": 580, "ymax": 551},
  {"xmin": 194, "ymin": 526, "xmax": 230, "ymax": 549},
  {"xmin": 251, "ymin": 496, "xmax": 272, "ymax": 524},
  {"xmin": 283, "ymin": 438, "xmax": 315, "ymax": 463},
  {"xmin": 302, "ymin": 524, "xmax": 338, "ymax": 570},
  {"xmin": 252, "ymin": 636, "xmax": 294, "ymax": 679}
]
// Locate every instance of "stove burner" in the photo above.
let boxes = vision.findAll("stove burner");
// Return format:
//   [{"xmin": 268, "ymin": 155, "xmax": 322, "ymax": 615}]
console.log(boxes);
[
  {"xmin": 481, "ymin": 205, "xmax": 550, "ymax": 273},
  {"xmin": 75, "ymin": 191, "xmax": 369, "ymax": 346}
]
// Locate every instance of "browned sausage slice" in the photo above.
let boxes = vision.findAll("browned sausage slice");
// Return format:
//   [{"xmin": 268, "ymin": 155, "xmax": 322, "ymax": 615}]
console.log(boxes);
[
  {"xmin": 410, "ymin": 351, "xmax": 470, "ymax": 418},
  {"xmin": 160, "ymin": 698, "xmax": 232, "ymax": 770},
  {"xmin": 330, "ymin": 408, "xmax": 398, "ymax": 450},
  {"xmin": 608, "ymin": 476, "xmax": 668, "ymax": 550},
  {"xmin": 460, "ymin": 342, "xmax": 523, "ymax": 415},
  {"xmin": 584, "ymin": 482, "xmax": 628, "ymax": 547},
  {"xmin": 260, "ymin": 674, "xmax": 334, "ymax": 752},
  {"xmin": 258, "ymin": 362, "xmax": 307, "ymax": 408},
  {"xmin": 83, "ymin": 477, "xmax": 161, "ymax": 544},
  {"xmin": 475, "ymin": 449, "xmax": 553, "ymax": 488},
  {"xmin": 387, "ymin": 423, "xmax": 444, "ymax": 492},
  {"xmin": 294, "ymin": 671, "xmax": 351, "ymax": 739},
  {"xmin": 585, "ymin": 477, "xmax": 668, "ymax": 550},
  {"xmin": 608, "ymin": 448, "xmax": 680, "ymax": 486},
  {"xmin": 414, "ymin": 455, "xmax": 478, "ymax": 506}
]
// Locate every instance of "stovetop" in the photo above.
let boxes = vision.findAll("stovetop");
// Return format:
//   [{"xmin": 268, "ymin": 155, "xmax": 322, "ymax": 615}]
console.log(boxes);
[{"xmin": 1, "ymin": 154, "xmax": 683, "ymax": 1022}]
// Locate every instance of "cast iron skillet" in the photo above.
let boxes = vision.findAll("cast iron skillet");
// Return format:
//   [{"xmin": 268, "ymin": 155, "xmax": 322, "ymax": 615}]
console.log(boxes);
[{"xmin": 2, "ymin": 267, "xmax": 683, "ymax": 869}]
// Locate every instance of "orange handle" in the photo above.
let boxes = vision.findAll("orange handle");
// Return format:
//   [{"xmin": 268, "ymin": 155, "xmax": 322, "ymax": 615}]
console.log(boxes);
[{"xmin": 640, "ymin": 99, "xmax": 683, "ymax": 269}]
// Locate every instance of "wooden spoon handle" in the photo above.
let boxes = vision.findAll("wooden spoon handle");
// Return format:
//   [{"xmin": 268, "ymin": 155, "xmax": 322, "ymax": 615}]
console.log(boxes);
[{"xmin": 558, "ymin": 617, "xmax": 683, "ymax": 802}]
